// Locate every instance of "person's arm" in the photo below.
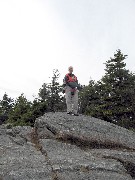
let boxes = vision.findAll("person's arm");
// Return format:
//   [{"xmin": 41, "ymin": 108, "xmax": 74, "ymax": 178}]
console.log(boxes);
[
  {"xmin": 63, "ymin": 75, "xmax": 69, "ymax": 87},
  {"xmin": 75, "ymin": 77, "xmax": 78, "ymax": 85},
  {"xmin": 62, "ymin": 75, "xmax": 68, "ymax": 93},
  {"xmin": 75, "ymin": 77, "xmax": 82, "ymax": 90}
]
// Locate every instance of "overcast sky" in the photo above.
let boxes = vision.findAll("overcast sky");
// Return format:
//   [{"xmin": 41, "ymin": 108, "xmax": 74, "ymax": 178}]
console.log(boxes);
[{"xmin": 0, "ymin": 0, "xmax": 135, "ymax": 101}]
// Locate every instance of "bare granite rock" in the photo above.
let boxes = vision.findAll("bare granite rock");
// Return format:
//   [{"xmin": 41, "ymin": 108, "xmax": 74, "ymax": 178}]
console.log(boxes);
[
  {"xmin": 0, "ymin": 126, "xmax": 52, "ymax": 180},
  {"xmin": 0, "ymin": 112, "xmax": 135, "ymax": 180},
  {"xmin": 35, "ymin": 112, "xmax": 135, "ymax": 150},
  {"xmin": 39, "ymin": 139, "xmax": 133, "ymax": 180}
]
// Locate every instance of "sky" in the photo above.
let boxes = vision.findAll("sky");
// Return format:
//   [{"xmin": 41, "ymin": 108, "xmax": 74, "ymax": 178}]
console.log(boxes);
[{"xmin": 0, "ymin": 0, "xmax": 135, "ymax": 101}]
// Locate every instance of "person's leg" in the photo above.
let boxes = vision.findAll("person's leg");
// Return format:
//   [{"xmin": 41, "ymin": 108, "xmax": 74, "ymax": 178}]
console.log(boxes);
[
  {"xmin": 65, "ymin": 87, "xmax": 72, "ymax": 113},
  {"xmin": 72, "ymin": 90, "xmax": 78, "ymax": 114}
]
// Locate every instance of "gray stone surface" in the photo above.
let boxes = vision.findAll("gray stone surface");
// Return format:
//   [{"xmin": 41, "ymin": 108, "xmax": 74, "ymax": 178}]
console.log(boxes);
[
  {"xmin": 87, "ymin": 149, "xmax": 135, "ymax": 165},
  {"xmin": 0, "ymin": 112, "xmax": 135, "ymax": 180},
  {"xmin": 40, "ymin": 139, "xmax": 132, "ymax": 180},
  {"xmin": 57, "ymin": 171, "xmax": 132, "ymax": 180},
  {"xmin": 0, "ymin": 126, "xmax": 52, "ymax": 180},
  {"xmin": 35, "ymin": 112, "xmax": 135, "ymax": 150},
  {"xmin": 87, "ymin": 149, "xmax": 135, "ymax": 178}
]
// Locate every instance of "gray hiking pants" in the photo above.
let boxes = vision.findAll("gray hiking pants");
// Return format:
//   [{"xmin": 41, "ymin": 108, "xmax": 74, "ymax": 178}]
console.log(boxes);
[{"xmin": 65, "ymin": 86, "xmax": 78, "ymax": 114}]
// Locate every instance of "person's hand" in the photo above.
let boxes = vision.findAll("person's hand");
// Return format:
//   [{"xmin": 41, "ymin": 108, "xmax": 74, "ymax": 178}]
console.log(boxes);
[
  {"xmin": 62, "ymin": 89, "xmax": 65, "ymax": 94},
  {"xmin": 77, "ymin": 84, "xmax": 83, "ymax": 91}
]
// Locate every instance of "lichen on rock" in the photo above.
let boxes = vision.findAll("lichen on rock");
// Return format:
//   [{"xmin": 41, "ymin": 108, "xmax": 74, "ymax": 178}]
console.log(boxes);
[{"xmin": 0, "ymin": 112, "xmax": 135, "ymax": 180}]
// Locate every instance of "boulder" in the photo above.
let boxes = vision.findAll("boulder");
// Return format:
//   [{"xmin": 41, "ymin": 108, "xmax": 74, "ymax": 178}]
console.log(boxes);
[
  {"xmin": 0, "ymin": 112, "xmax": 135, "ymax": 180},
  {"xmin": 0, "ymin": 115, "xmax": 8, "ymax": 124},
  {"xmin": 0, "ymin": 126, "xmax": 52, "ymax": 180},
  {"xmin": 39, "ymin": 139, "xmax": 133, "ymax": 180},
  {"xmin": 35, "ymin": 112, "xmax": 135, "ymax": 150}
]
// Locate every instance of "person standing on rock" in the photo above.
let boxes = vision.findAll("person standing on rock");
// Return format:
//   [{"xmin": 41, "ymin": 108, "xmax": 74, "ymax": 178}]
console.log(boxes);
[{"xmin": 63, "ymin": 66, "xmax": 81, "ymax": 116}]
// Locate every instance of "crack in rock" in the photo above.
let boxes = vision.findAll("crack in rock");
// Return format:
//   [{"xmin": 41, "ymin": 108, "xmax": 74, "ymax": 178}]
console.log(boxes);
[
  {"xmin": 1, "ymin": 112, "xmax": 135, "ymax": 180},
  {"xmin": 102, "ymin": 156, "xmax": 135, "ymax": 179},
  {"xmin": 35, "ymin": 112, "xmax": 135, "ymax": 151},
  {"xmin": 30, "ymin": 128, "xmax": 59, "ymax": 180}
]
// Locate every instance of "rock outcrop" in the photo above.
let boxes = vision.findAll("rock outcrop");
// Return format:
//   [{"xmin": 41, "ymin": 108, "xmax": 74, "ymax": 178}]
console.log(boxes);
[{"xmin": 0, "ymin": 112, "xmax": 135, "ymax": 180}]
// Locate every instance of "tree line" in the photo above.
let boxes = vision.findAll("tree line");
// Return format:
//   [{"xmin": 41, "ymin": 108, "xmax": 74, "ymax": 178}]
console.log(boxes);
[
  {"xmin": 0, "ymin": 50, "xmax": 135, "ymax": 130},
  {"xmin": 0, "ymin": 69, "xmax": 65, "ymax": 126}
]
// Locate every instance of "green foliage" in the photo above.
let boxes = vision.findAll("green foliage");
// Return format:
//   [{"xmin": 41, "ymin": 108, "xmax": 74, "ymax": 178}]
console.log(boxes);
[
  {"xmin": 79, "ymin": 80, "xmax": 100, "ymax": 116},
  {"xmin": 8, "ymin": 94, "xmax": 32, "ymax": 126},
  {"xmin": 39, "ymin": 69, "xmax": 66, "ymax": 112},
  {"xmin": 7, "ymin": 94, "xmax": 48, "ymax": 126},
  {"xmin": 1, "ymin": 53, "xmax": 135, "ymax": 130},
  {"xmin": 2, "ymin": 69, "xmax": 65, "ymax": 126},
  {"xmin": 0, "ymin": 93, "xmax": 14, "ymax": 116},
  {"xmin": 79, "ymin": 50, "xmax": 135, "ymax": 129},
  {"xmin": 30, "ymin": 98, "xmax": 47, "ymax": 121},
  {"xmin": 100, "ymin": 50, "xmax": 135, "ymax": 127}
]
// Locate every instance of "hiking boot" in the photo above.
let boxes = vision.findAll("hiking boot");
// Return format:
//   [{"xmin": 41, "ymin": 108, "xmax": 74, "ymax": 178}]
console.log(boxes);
[
  {"xmin": 73, "ymin": 113, "xmax": 79, "ymax": 116},
  {"xmin": 67, "ymin": 112, "xmax": 72, "ymax": 115}
]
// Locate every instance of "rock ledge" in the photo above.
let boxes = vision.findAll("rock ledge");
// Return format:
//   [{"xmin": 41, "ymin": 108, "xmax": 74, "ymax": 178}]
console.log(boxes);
[{"xmin": 0, "ymin": 112, "xmax": 135, "ymax": 180}]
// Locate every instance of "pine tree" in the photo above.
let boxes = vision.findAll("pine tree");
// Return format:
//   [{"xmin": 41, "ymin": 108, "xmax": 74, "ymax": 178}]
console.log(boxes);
[
  {"xmin": 31, "ymin": 98, "xmax": 47, "ymax": 120},
  {"xmin": 38, "ymin": 83, "xmax": 50, "ymax": 102},
  {"xmin": 99, "ymin": 50, "xmax": 135, "ymax": 128},
  {"xmin": 39, "ymin": 69, "xmax": 65, "ymax": 112},
  {"xmin": 0, "ymin": 93, "xmax": 14, "ymax": 115},
  {"xmin": 79, "ymin": 80, "xmax": 98, "ymax": 114},
  {"xmin": 79, "ymin": 50, "xmax": 135, "ymax": 129},
  {"xmin": 8, "ymin": 94, "xmax": 32, "ymax": 126}
]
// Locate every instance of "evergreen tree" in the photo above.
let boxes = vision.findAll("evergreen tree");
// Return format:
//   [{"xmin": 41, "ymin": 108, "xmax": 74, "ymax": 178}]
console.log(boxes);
[
  {"xmin": 79, "ymin": 80, "xmax": 99, "ymax": 114},
  {"xmin": 38, "ymin": 83, "xmax": 50, "ymax": 102},
  {"xmin": 8, "ymin": 94, "xmax": 32, "ymax": 126},
  {"xmin": 31, "ymin": 98, "xmax": 47, "ymax": 120},
  {"xmin": 79, "ymin": 50, "xmax": 135, "ymax": 129},
  {"xmin": 0, "ymin": 93, "xmax": 14, "ymax": 115},
  {"xmin": 99, "ymin": 50, "xmax": 135, "ymax": 127},
  {"xmin": 39, "ymin": 69, "xmax": 65, "ymax": 112}
]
